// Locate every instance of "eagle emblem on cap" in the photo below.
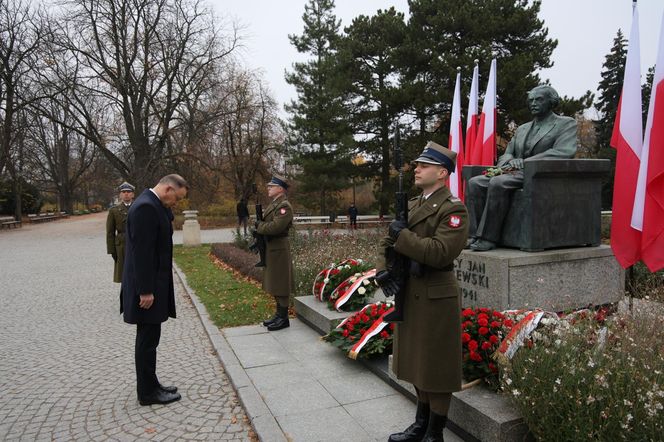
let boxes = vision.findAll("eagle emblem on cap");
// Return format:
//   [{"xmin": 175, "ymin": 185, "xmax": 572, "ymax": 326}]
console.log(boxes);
[{"xmin": 449, "ymin": 215, "xmax": 461, "ymax": 228}]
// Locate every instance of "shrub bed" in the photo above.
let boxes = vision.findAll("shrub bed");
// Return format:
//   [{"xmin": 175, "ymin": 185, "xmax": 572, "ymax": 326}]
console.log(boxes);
[
  {"xmin": 501, "ymin": 304, "xmax": 664, "ymax": 441},
  {"xmin": 210, "ymin": 243, "xmax": 263, "ymax": 284}
]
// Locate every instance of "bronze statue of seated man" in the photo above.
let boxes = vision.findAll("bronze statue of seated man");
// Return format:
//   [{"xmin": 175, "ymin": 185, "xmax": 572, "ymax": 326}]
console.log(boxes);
[{"xmin": 466, "ymin": 85, "xmax": 578, "ymax": 251}]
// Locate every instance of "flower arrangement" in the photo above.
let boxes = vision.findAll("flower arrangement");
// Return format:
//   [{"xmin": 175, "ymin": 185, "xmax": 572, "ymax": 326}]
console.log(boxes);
[
  {"xmin": 327, "ymin": 269, "xmax": 377, "ymax": 311},
  {"xmin": 461, "ymin": 307, "xmax": 509, "ymax": 384},
  {"xmin": 323, "ymin": 301, "xmax": 395, "ymax": 359},
  {"xmin": 311, "ymin": 258, "xmax": 373, "ymax": 301}
]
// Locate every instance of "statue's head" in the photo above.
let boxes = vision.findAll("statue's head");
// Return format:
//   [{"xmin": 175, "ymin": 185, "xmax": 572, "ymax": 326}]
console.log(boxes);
[{"xmin": 527, "ymin": 85, "xmax": 560, "ymax": 118}]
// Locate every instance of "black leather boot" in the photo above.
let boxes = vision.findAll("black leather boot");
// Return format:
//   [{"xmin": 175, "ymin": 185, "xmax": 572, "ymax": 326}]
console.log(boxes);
[
  {"xmin": 267, "ymin": 305, "xmax": 290, "ymax": 331},
  {"xmin": 262, "ymin": 305, "xmax": 279, "ymax": 326},
  {"xmin": 388, "ymin": 401, "xmax": 430, "ymax": 442},
  {"xmin": 421, "ymin": 411, "xmax": 447, "ymax": 442}
]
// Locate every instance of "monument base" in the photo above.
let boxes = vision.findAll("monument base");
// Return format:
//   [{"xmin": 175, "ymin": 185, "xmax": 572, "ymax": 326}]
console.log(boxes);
[{"xmin": 454, "ymin": 245, "xmax": 624, "ymax": 311}]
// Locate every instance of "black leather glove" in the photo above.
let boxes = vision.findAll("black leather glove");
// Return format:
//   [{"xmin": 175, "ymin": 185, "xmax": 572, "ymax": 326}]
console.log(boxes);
[
  {"xmin": 388, "ymin": 219, "xmax": 407, "ymax": 240},
  {"xmin": 250, "ymin": 227, "xmax": 258, "ymax": 238},
  {"xmin": 374, "ymin": 270, "xmax": 401, "ymax": 298}
]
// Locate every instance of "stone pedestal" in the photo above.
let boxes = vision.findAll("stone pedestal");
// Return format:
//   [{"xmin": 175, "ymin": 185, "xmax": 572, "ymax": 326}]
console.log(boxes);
[
  {"xmin": 454, "ymin": 245, "xmax": 624, "ymax": 311},
  {"xmin": 294, "ymin": 291, "xmax": 386, "ymax": 335},
  {"xmin": 182, "ymin": 210, "xmax": 201, "ymax": 247}
]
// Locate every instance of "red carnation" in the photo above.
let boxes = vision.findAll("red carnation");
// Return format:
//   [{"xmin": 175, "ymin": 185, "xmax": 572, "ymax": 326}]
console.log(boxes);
[
  {"xmin": 478, "ymin": 318, "xmax": 489, "ymax": 327},
  {"xmin": 481, "ymin": 341, "xmax": 492, "ymax": 350},
  {"xmin": 342, "ymin": 329, "xmax": 349, "ymax": 337},
  {"xmin": 470, "ymin": 352, "xmax": 483, "ymax": 362},
  {"xmin": 389, "ymin": 323, "xmax": 395, "ymax": 330},
  {"xmin": 477, "ymin": 313, "xmax": 489, "ymax": 321},
  {"xmin": 331, "ymin": 269, "xmax": 340, "ymax": 275},
  {"xmin": 490, "ymin": 321, "xmax": 500, "ymax": 328},
  {"xmin": 479, "ymin": 307, "xmax": 489, "ymax": 313},
  {"xmin": 380, "ymin": 331, "xmax": 390, "ymax": 339},
  {"xmin": 462, "ymin": 333, "xmax": 471, "ymax": 343},
  {"xmin": 462, "ymin": 308, "xmax": 475, "ymax": 317},
  {"xmin": 360, "ymin": 328, "xmax": 367, "ymax": 335},
  {"xmin": 489, "ymin": 335, "xmax": 499, "ymax": 344},
  {"xmin": 492, "ymin": 311, "xmax": 504, "ymax": 319},
  {"xmin": 478, "ymin": 327, "xmax": 489, "ymax": 335},
  {"xmin": 503, "ymin": 319, "xmax": 514, "ymax": 328},
  {"xmin": 462, "ymin": 320, "xmax": 472, "ymax": 329},
  {"xmin": 468, "ymin": 340, "xmax": 478, "ymax": 351}
]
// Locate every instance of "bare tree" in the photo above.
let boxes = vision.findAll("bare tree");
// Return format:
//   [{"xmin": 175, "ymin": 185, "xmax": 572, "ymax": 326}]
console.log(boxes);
[
  {"xmin": 52, "ymin": 0, "xmax": 239, "ymax": 190},
  {"xmin": 0, "ymin": 0, "xmax": 48, "ymax": 217}
]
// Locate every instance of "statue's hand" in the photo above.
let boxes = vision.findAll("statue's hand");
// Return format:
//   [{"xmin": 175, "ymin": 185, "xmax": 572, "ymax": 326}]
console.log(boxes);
[{"xmin": 509, "ymin": 158, "xmax": 524, "ymax": 170}]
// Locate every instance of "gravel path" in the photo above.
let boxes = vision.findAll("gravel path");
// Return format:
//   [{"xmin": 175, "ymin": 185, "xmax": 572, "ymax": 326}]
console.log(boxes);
[{"xmin": 0, "ymin": 213, "xmax": 253, "ymax": 441}]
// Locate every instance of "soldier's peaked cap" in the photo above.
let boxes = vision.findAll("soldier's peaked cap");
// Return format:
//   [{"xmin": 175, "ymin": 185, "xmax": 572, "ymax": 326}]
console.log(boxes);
[
  {"xmin": 118, "ymin": 181, "xmax": 135, "ymax": 192},
  {"xmin": 414, "ymin": 141, "xmax": 456, "ymax": 172},
  {"xmin": 267, "ymin": 174, "xmax": 289, "ymax": 189}
]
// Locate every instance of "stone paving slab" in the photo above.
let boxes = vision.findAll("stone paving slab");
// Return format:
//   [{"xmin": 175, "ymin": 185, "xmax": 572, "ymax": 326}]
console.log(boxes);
[{"xmin": 0, "ymin": 213, "xmax": 254, "ymax": 441}]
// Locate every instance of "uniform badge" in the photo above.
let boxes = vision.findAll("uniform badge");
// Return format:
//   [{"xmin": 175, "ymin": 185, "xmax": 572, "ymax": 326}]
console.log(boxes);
[
  {"xmin": 449, "ymin": 215, "xmax": 461, "ymax": 228},
  {"xmin": 279, "ymin": 208, "xmax": 287, "ymax": 215}
]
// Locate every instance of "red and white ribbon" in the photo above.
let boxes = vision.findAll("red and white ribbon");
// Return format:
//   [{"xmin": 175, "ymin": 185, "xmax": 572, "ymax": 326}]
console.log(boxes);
[
  {"xmin": 332, "ymin": 269, "xmax": 377, "ymax": 311},
  {"xmin": 312, "ymin": 259, "xmax": 353, "ymax": 301},
  {"xmin": 348, "ymin": 306, "xmax": 395, "ymax": 360}
]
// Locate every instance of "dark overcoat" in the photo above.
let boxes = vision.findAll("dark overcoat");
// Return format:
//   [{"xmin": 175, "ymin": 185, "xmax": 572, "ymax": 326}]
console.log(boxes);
[
  {"xmin": 121, "ymin": 190, "xmax": 176, "ymax": 324},
  {"xmin": 379, "ymin": 186, "xmax": 468, "ymax": 392},
  {"xmin": 256, "ymin": 194, "xmax": 293, "ymax": 301},
  {"xmin": 106, "ymin": 203, "xmax": 130, "ymax": 282}
]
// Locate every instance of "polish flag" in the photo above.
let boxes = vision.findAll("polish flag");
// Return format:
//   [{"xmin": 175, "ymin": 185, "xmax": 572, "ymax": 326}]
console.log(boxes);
[
  {"xmin": 465, "ymin": 62, "xmax": 479, "ymax": 163},
  {"xmin": 609, "ymin": 3, "xmax": 643, "ymax": 269},
  {"xmin": 635, "ymin": 10, "xmax": 664, "ymax": 272},
  {"xmin": 449, "ymin": 68, "xmax": 465, "ymax": 200},
  {"xmin": 470, "ymin": 59, "xmax": 496, "ymax": 166}
]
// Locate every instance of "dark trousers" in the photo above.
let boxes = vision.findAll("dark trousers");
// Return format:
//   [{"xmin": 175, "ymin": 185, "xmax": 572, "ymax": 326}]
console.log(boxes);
[
  {"xmin": 466, "ymin": 171, "xmax": 524, "ymax": 242},
  {"xmin": 135, "ymin": 323, "xmax": 161, "ymax": 397}
]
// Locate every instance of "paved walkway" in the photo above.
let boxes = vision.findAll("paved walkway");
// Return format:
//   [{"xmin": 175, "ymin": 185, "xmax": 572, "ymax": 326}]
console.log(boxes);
[{"xmin": 0, "ymin": 214, "xmax": 253, "ymax": 441}]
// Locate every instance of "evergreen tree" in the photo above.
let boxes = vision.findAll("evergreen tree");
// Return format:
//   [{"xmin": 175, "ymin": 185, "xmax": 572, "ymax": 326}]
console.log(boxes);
[
  {"xmin": 338, "ymin": 8, "xmax": 407, "ymax": 215},
  {"xmin": 285, "ymin": 0, "xmax": 353, "ymax": 215},
  {"xmin": 402, "ymin": 0, "xmax": 558, "ymax": 142},
  {"xmin": 642, "ymin": 66, "xmax": 655, "ymax": 127},
  {"xmin": 595, "ymin": 30, "xmax": 627, "ymax": 209}
]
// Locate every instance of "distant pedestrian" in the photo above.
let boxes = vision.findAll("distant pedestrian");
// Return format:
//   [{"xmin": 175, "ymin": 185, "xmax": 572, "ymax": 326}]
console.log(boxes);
[
  {"xmin": 106, "ymin": 182, "xmax": 134, "ymax": 283},
  {"xmin": 253, "ymin": 175, "xmax": 294, "ymax": 331},
  {"xmin": 121, "ymin": 174, "xmax": 188, "ymax": 406},
  {"xmin": 348, "ymin": 203, "xmax": 358, "ymax": 229},
  {"xmin": 236, "ymin": 198, "xmax": 249, "ymax": 235}
]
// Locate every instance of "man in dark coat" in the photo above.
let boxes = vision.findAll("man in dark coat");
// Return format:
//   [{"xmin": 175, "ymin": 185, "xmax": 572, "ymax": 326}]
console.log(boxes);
[
  {"xmin": 466, "ymin": 85, "xmax": 578, "ymax": 251},
  {"xmin": 348, "ymin": 203, "xmax": 358, "ymax": 229},
  {"xmin": 121, "ymin": 174, "xmax": 188, "ymax": 406},
  {"xmin": 106, "ymin": 181, "xmax": 134, "ymax": 283},
  {"xmin": 254, "ymin": 175, "xmax": 294, "ymax": 331},
  {"xmin": 236, "ymin": 198, "xmax": 249, "ymax": 235},
  {"xmin": 376, "ymin": 142, "xmax": 468, "ymax": 442}
]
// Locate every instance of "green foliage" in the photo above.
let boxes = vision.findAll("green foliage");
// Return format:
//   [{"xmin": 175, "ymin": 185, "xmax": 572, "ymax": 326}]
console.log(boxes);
[
  {"xmin": 502, "ymin": 309, "xmax": 664, "ymax": 441},
  {"xmin": 285, "ymin": 0, "xmax": 354, "ymax": 215},
  {"xmin": 0, "ymin": 178, "xmax": 43, "ymax": 214},
  {"xmin": 403, "ymin": 0, "xmax": 558, "ymax": 135},
  {"xmin": 173, "ymin": 245, "xmax": 273, "ymax": 327}
]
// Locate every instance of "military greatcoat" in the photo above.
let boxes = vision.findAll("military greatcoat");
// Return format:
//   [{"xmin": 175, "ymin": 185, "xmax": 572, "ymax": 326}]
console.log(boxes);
[
  {"xmin": 106, "ymin": 203, "xmax": 130, "ymax": 282},
  {"xmin": 379, "ymin": 186, "xmax": 468, "ymax": 392},
  {"xmin": 256, "ymin": 194, "xmax": 294, "ymax": 302}
]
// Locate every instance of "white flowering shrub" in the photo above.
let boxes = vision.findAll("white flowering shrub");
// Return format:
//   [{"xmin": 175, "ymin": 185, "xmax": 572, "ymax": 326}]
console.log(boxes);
[{"xmin": 500, "ymin": 306, "xmax": 664, "ymax": 440}]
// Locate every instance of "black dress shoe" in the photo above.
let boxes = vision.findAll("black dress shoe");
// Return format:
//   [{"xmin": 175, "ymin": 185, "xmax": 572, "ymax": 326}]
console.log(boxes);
[
  {"xmin": 159, "ymin": 384, "xmax": 178, "ymax": 393},
  {"xmin": 139, "ymin": 390, "xmax": 182, "ymax": 406},
  {"xmin": 267, "ymin": 316, "xmax": 290, "ymax": 331},
  {"xmin": 470, "ymin": 239, "xmax": 496, "ymax": 251},
  {"xmin": 262, "ymin": 313, "xmax": 278, "ymax": 327}
]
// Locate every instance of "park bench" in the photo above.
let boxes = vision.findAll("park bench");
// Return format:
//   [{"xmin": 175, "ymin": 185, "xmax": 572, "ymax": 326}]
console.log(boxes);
[
  {"xmin": 27, "ymin": 213, "xmax": 59, "ymax": 223},
  {"xmin": 293, "ymin": 215, "xmax": 332, "ymax": 225},
  {"xmin": 0, "ymin": 215, "xmax": 21, "ymax": 229}
]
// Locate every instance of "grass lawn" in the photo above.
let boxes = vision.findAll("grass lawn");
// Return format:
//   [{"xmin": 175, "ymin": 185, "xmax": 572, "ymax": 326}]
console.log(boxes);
[{"xmin": 173, "ymin": 245, "xmax": 274, "ymax": 328}]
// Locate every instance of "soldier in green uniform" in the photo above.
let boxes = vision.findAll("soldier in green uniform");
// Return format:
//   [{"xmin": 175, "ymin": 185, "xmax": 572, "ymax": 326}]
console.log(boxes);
[
  {"xmin": 376, "ymin": 142, "xmax": 468, "ymax": 442},
  {"xmin": 254, "ymin": 175, "xmax": 294, "ymax": 331},
  {"xmin": 106, "ymin": 182, "xmax": 135, "ymax": 283}
]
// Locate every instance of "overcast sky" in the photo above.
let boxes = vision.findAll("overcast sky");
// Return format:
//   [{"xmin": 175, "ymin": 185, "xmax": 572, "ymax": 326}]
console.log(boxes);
[{"xmin": 212, "ymin": 0, "xmax": 663, "ymax": 115}]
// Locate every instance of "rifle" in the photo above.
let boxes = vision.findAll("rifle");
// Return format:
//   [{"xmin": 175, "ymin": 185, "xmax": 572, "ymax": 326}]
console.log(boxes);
[
  {"xmin": 382, "ymin": 122, "xmax": 409, "ymax": 323},
  {"xmin": 248, "ymin": 184, "xmax": 267, "ymax": 267}
]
